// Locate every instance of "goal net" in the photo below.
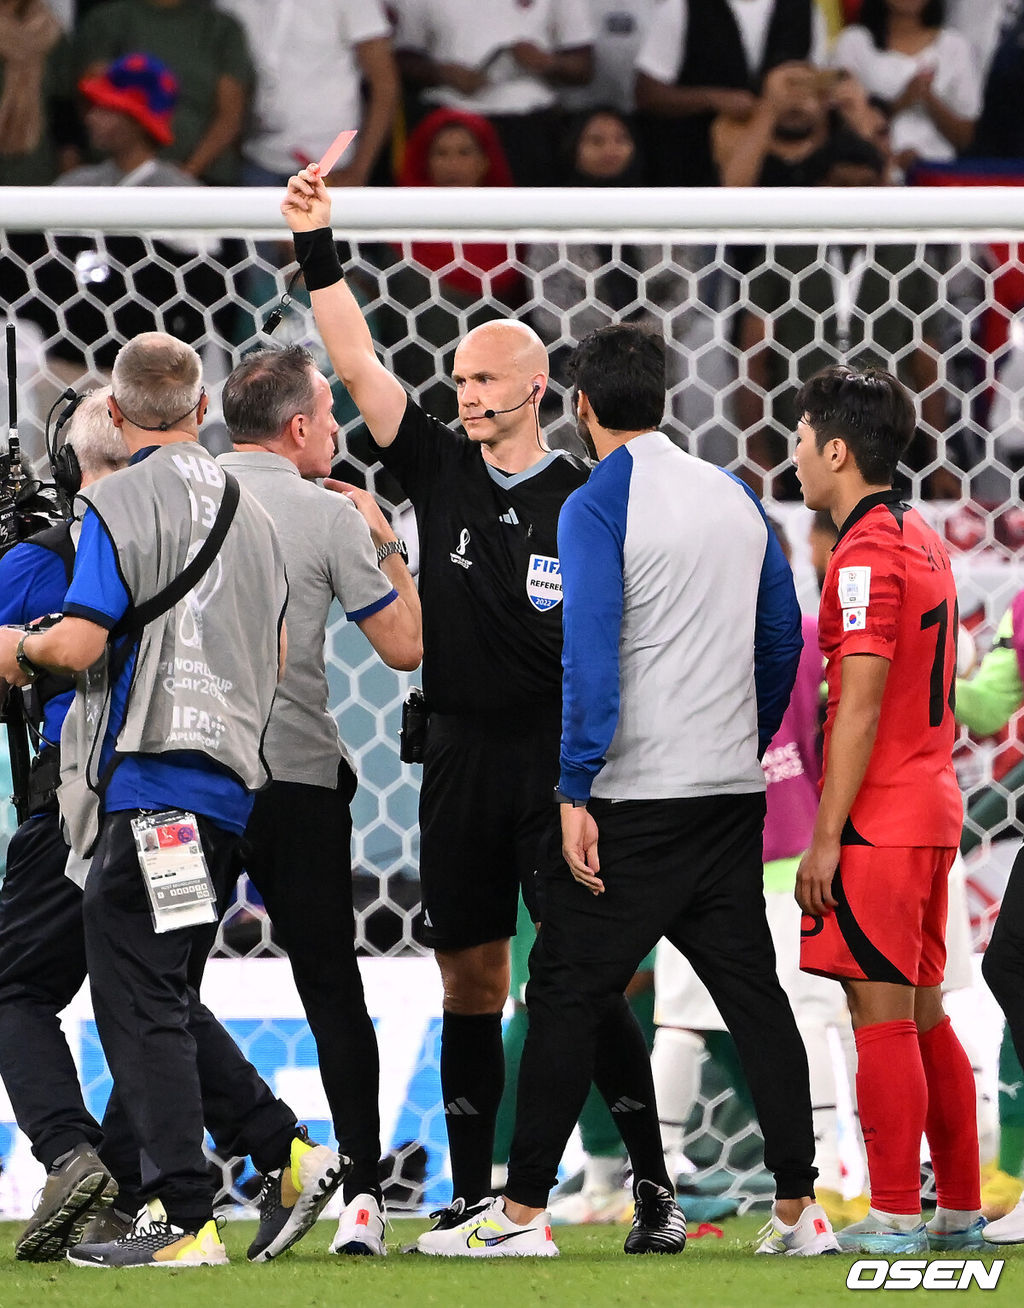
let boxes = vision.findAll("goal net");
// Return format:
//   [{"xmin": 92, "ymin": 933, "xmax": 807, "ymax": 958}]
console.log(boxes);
[{"xmin": 0, "ymin": 184, "xmax": 1021, "ymax": 1214}]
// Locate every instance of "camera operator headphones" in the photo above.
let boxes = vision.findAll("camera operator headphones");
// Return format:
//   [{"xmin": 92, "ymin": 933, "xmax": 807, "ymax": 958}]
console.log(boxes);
[
  {"xmin": 52, "ymin": 440, "xmax": 82, "ymax": 501},
  {"xmin": 45, "ymin": 389, "xmax": 84, "ymax": 508}
]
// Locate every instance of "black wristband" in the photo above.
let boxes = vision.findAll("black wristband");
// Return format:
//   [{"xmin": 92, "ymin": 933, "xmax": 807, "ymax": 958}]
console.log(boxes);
[{"xmin": 293, "ymin": 227, "xmax": 344, "ymax": 292}]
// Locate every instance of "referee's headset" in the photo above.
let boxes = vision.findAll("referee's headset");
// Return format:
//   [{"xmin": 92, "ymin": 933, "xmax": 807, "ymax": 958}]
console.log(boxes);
[
  {"xmin": 483, "ymin": 383, "xmax": 544, "ymax": 453},
  {"xmin": 483, "ymin": 383, "xmax": 540, "ymax": 419}
]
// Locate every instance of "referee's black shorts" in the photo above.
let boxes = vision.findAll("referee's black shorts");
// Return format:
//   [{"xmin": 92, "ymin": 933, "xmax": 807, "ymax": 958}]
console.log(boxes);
[{"xmin": 415, "ymin": 710, "xmax": 560, "ymax": 952}]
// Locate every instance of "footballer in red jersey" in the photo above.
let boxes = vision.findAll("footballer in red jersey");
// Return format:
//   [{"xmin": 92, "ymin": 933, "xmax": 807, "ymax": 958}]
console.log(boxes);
[
  {"xmin": 793, "ymin": 365, "xmax": 980, "ymax": 1255},
  {"xmin": 818, "ymin": 493, "xmax": 962, "ymax": 854}
]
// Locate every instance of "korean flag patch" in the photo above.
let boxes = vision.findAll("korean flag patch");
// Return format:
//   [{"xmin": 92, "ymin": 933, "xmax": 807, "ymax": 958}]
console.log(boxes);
[
  {"xmin": 843, "ymin": 607, "xmax": 867, "ymax": 631},
  {"xmin": 838, "ymin": 566, "xmax": 870, "ymax": 608}
]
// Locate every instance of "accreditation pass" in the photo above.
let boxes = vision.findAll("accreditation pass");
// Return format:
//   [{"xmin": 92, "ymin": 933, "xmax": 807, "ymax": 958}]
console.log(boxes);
[{"xmin": 132, "ymin": 810, "xmax": 217, "ymax": 933}]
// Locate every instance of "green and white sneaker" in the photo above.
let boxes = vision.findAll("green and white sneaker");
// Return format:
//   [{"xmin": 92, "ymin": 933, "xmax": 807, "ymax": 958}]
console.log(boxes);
[
  {"xmin": 755, "ymin": 1202, "xmax": 841, "ymax": 1255},
  {"xmin": 416, "ymin": 1196, "xmax": 559, "ymax": 1257}
]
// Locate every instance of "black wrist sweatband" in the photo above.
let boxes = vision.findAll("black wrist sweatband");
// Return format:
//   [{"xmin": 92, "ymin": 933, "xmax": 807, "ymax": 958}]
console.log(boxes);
[{"xmin": 293, "ymin": 227, "xmax": 345, "ymax": 292}]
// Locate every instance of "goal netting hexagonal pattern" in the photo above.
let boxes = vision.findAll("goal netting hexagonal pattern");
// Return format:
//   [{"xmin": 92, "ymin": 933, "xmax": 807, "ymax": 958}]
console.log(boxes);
[{"xmin": 0, "ymin": 185, "xmax": 1021, "ymax": 1215}]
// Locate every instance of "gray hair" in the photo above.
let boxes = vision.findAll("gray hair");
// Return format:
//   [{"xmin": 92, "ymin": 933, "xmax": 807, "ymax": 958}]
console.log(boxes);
[
  {"xmin": 65, "ymin": 389, "xmax": 129, "ymax": 477},
  {"xmin": 111, "ymin": 331, "xmax": 202, "ymax": 430},
  {"xmin": 222, "ymin": 346, "xmax": 319, "ymax": 443}
]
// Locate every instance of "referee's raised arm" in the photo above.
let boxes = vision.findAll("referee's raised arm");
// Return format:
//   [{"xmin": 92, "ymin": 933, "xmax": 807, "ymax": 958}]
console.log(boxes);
[{"xmin": 281, "ymin": 169, "xmax": 407, "ymax": 448}]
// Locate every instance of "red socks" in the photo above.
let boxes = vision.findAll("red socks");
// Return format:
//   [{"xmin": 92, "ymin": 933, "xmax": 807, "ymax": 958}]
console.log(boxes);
[
  {"xmin": 919, "ymin": 1016, "xmax": 981, "ymax": 1211},
  {"xmin": 855, "ymin": 1020, "xmax": 927, "ymax": 1214}
]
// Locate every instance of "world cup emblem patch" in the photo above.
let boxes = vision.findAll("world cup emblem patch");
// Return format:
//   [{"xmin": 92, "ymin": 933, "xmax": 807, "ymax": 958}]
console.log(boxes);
[{"xmin": 526, "ymin": 554, "xmax": 562, "ymax": 611}]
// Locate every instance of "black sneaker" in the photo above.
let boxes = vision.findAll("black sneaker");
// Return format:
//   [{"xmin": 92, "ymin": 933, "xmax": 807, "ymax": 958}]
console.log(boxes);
[
  {"xmin": 246, "ymin": 1126, "xmax": 348, "ymax": 1263},
  {"xmin": 67, "ymin": 1199, "xmax": 227, "ymax": 1267},
  {"xmin": 623, "ymin": 1180, "xmax": 688, "ymax": 1254},
  {"xmin": 16, "ymin": 1143, "xmax": 118, "ymax": 1262}
]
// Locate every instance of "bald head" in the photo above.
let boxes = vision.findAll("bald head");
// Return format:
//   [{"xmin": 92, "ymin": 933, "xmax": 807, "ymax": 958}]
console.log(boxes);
[
  {"xmin": 452, "ymin": 318, "xmax": 551, "ymax": 454},
  {"xmin": 457, "ymin": 319, "xmax": 548, "ymax": 382}
]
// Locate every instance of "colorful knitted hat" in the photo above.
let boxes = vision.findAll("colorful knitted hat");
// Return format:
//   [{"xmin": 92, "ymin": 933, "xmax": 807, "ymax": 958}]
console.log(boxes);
[{"xmin": 79, "ymin": 53, "xmax": 179, "ymax": 146}]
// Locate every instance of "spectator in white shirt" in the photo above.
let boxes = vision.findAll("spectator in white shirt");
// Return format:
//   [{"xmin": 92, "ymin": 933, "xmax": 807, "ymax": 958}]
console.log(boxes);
[
  {"xmin": 220, "ymin": 0, "xmax": 398, "ymax": 186},
  {"xmin": 391, "ymin": 0, "xmax": 595, "ymax": 184},
  {"xmin": 830, "ymin": 0, "xmax": 981, "ymax": 168}
]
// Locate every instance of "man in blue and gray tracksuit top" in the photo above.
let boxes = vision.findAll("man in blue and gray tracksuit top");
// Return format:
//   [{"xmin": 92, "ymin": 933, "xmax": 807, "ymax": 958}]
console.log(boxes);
[{"xmin": 433, "ymin": 324, "xmax": 840, "ymax": 1258}]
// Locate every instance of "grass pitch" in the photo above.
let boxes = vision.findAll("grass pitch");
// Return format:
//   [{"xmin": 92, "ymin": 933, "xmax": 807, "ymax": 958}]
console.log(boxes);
[{"xmin": 1, "ymin": 1214, "xmax": 1021, "ymax": 1308}]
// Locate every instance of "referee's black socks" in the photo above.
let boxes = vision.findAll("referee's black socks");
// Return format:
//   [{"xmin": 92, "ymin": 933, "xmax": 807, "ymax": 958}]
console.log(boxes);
[{"xmin": 440, "ymin": 1011, "xmax": 505, "ymax": 1207}]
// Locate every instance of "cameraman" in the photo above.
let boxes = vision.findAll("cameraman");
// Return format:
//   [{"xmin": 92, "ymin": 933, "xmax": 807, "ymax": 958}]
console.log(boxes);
[
  {"xmin": 0, "ymin": 333, "xmax": 321, "ymax": 1269},
  {"xmin": 0, "ymin": 393, "xmax": 129, "ymax": 1261}
]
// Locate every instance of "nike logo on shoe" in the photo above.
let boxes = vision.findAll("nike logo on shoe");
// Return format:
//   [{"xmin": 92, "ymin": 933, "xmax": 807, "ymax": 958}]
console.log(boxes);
[{"xmin": 467, "ymin": 1227, "xmax": 527, "ymax": 1249}]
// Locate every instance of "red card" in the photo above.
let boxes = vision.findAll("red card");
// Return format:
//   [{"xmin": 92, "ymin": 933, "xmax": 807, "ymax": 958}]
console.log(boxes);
[{"xmin": 314, "ymin": 129, "xmax": 357, "ymax": 177}]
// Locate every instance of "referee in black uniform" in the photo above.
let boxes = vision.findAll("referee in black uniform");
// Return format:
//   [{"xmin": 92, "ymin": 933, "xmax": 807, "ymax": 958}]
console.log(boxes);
[{"xmin": 282, "ymin": 169, "xmax": 589, "ymax": 1222}]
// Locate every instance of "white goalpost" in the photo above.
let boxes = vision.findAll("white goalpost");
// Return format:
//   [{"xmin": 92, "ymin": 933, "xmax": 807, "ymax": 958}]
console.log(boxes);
[{"xmin": 1, "ymin": 183, "xmax": 1022, "ymax": 1214}]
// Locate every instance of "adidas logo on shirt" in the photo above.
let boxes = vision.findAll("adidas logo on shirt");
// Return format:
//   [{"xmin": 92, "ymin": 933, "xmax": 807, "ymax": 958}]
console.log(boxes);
[{"xmin": 499, "ymin": 508, "xmax": 519, "ymax": 525}]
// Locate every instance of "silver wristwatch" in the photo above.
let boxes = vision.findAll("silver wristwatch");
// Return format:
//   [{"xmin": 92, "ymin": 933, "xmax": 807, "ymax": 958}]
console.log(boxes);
[
  {"xmin": 15, "ymin": 633, "xmax": 42, "ymax": 684},
  {"xmin": 376, "ymin": 539, "xmax": 408, "ymax": 565}
]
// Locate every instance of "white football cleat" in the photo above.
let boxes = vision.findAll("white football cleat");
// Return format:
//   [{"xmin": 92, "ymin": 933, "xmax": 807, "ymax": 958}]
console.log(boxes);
[
  {"xmin": 415, "ymin": 1196, "xmax": 559, "ymax": 1257},
  {"xmin": 330, "ymin": 1192, "xmax": 386, "ymax": 1256}
]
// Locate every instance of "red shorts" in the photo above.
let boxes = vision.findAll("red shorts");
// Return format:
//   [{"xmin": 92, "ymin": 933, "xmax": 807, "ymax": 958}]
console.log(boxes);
[{"xmin": 800, "ymin": 846, "xmax": 956, "ymax": 987}]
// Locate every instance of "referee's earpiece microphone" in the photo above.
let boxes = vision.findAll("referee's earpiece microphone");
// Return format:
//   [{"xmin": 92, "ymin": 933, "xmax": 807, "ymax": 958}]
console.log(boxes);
[{"xmin": 483, "ymin": 383, "xmax": 540, "ymax": 420}]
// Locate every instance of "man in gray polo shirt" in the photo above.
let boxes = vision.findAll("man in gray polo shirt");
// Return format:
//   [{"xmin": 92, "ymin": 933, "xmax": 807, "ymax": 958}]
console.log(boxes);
[{"xmin": 218, "ymin": 345, "xmax": 421, "ymax": 1259}]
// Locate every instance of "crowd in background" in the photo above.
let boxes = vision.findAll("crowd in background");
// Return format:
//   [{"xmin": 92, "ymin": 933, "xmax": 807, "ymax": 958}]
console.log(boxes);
[
  {"xmin": 2, "ymin": 0, "xmax": 1024, "ymax": 501},
  {"xmin": 4, "ymin": 2, "xmax": 1024, "ymax": 1225},
  {"xmin": 1, "ymin": 1, "xmax": 1022, "ymax": 192}
]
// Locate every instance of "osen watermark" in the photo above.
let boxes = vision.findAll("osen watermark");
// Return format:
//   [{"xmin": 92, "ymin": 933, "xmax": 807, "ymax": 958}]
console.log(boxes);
[{"xmin": 846, "ymin": 1259, "xmax": 1004, "ymax": 1291}]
